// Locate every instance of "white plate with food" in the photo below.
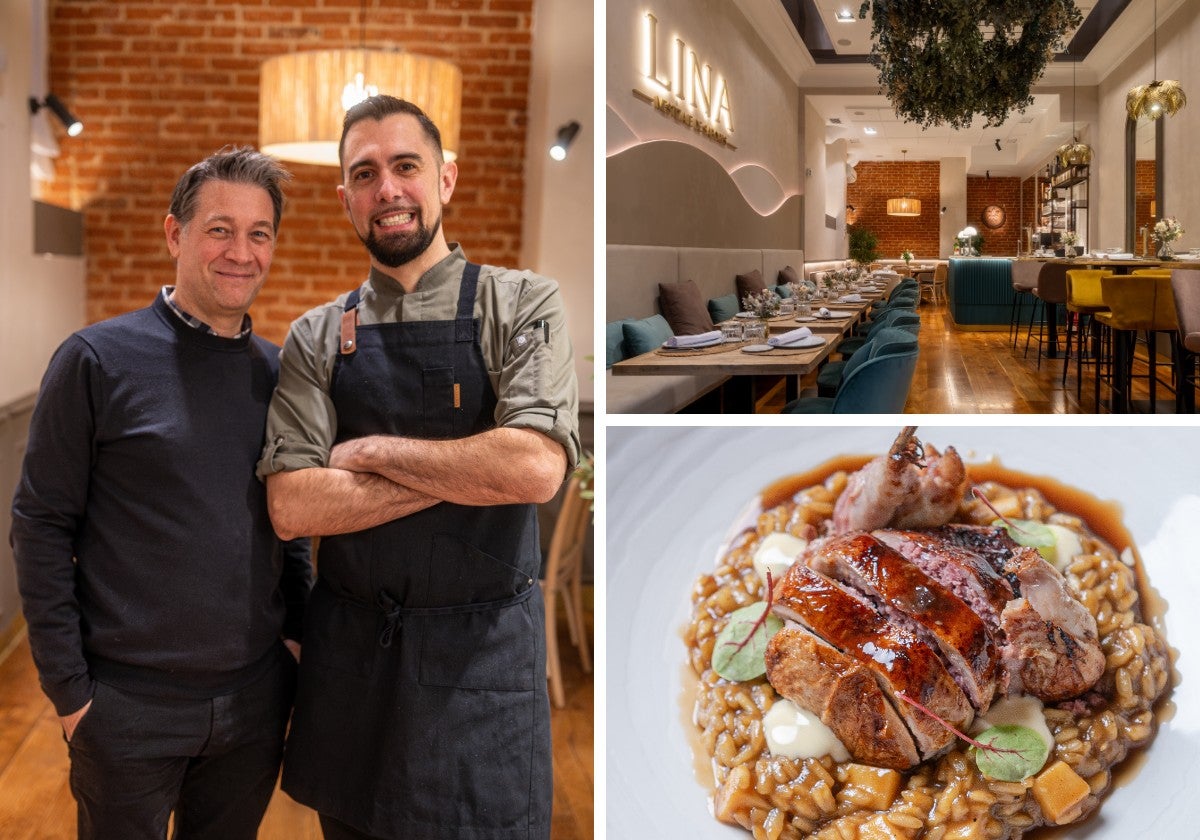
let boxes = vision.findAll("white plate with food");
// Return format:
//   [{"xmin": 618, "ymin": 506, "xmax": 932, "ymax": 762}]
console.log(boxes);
[{"xmin": 607, "ymin": 426, "xmax": 1199, "ymax": 840}]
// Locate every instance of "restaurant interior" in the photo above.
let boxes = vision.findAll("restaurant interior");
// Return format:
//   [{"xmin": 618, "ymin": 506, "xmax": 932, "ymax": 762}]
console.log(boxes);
[
  {"xmin": 606, "ymin": 0, "xmax": 1200, "ymax": 414},
  {"xmin": 0, "ymin": 2, "xmax": 592, "ymax": 837}
]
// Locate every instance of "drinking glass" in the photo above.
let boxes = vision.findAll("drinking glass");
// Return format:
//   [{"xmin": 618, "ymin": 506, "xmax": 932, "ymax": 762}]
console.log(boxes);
[
  {"xmin": 742, "ymin": 321, "xmax": 766, "ymax": 342},
  {"xmin": 720, "ymin": 322, "xmax": 743, "ymax": 342}
]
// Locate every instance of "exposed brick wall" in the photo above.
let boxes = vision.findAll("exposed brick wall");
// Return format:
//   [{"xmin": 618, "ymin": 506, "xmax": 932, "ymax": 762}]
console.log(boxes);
[
  {"xmin": 966, "ymin": 176, "xmax": 1021, "ymax": 255},
  {"xmin": 1135, "ymin": 159, "xmax": 1157, "ymax": 242},
  {"xmin": 40, "ymin": 0, "xmax": 533, "ymax": 345},
  {"xmin": 846, "ymin": 160, "xmax": 940, "ymax": 260}
]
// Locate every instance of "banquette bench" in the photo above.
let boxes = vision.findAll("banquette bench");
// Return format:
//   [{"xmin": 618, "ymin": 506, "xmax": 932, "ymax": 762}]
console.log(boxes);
[{"xmin": 606, "ymin": 245, "xmax": 852, "ymax": 413}]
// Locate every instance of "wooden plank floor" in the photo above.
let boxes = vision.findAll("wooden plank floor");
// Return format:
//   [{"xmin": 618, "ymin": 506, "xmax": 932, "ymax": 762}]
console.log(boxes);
[
  {"xmin": 758, "ymin": 299, "xmax": 1197, "ymax": 413},
  {"xmin": 0, "ymin": 594, "xmax": 593, "ymax": 840}
]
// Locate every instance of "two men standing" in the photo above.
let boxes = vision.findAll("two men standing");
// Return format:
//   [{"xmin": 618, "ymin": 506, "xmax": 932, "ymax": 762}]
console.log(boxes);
[{"xmin": 12, "ymin": 95, "xmax": 579, "ymax": 840}]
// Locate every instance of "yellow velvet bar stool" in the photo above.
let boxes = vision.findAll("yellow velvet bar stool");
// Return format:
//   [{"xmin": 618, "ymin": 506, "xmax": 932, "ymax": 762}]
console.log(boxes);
[
  {"xmin": 1094, "ymin": 273, "xmax": 1180, "ymax": 413},
  {"xmin": 1063, "ymin": 269, "xmax": 1112, "ymax": 406}
]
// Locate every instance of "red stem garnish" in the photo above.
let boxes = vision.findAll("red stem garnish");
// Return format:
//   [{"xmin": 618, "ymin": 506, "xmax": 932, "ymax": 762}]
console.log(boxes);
[
  {"xmin": 724, "ymin": 570, "xmax": 775, "ymax": 655},
  {"xmin": 972, "ymin": 486, "xmax": 1032, "ymax": 536},
  {"xmin": 894, "ymin": 692, "xmax": 1031, "ymax": 758}
]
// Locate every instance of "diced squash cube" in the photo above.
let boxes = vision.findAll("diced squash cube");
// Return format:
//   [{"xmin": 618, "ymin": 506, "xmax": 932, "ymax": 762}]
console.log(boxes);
[
  {"xmin": 1032, "ymin": 760, "xmax": 1091, "ymax": 824},
  {"xmin": 839, "ymin": 763, "xmax": 902, "ymax": 811},
  {"xmin": 857, "ymin": 814, "xmax": 906, "ymax": 840},
  {"xmin": 713, "ymin": 765, "xmax": 768, "ymax": 827}
]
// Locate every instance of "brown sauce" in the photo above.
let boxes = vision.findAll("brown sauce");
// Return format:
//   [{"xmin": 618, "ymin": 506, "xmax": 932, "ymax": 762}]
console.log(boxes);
[{"xmin": 682, "ymin": 450, "xmax": 1175, "ymax": 837}]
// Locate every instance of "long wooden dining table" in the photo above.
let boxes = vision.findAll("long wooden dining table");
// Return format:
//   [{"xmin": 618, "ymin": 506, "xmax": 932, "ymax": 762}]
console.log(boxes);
[{"xmin": 610, "ymin": 290, "xmax": 883, "ymax": 412}]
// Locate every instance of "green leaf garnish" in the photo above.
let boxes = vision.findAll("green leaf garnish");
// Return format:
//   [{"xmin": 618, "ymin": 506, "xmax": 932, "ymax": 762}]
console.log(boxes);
[
  {"xmin": 992, "ymin": 518, "xmax": 1057, "ymax": 563},
  {"xmin": 970, "ymin": 724, "xmax": 1050, "ymax": 781},
  {"xmin": 712, "ymin": 602, "xmax": 783, "ymax": 682}
]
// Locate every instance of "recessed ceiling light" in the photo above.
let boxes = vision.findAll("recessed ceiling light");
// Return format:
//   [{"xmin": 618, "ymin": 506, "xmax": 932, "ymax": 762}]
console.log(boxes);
[
  {"xmin": 864, "ymin": 127, "xmax": 878, "ymax": 135},
  {"xmin": 837, "ymin": 38, "xmax": 852, "ymax": 46},
  {"xmin": 835, "ymin": 9, "xmax": 855, "ymax": 22}
]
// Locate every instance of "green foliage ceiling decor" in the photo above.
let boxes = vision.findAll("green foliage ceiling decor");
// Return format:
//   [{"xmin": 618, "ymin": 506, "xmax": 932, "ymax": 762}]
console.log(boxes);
[{"xmin": 857, "ymin": 0, "xmax": 1083, "ymax": 130}]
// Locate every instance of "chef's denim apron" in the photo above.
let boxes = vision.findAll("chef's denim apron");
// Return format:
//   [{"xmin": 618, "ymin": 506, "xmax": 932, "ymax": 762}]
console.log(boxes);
[{"xmin": 281, "ymin": 263, "xmax": 552, "ymax": 840}]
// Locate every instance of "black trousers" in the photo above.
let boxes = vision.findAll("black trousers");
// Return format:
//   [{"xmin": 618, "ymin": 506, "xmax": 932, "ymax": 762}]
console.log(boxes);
[
  {"xmin": 319, "ymin": 814, "xmax": 386, "ymax": 840},
  {"xmin": 66, "ymin": 643, "xmax": 296, "ymax": 840}
]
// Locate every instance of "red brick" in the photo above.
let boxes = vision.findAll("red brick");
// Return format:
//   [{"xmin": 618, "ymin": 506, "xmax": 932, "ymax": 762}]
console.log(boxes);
[{"xmin": 43, "ymin": 0, "xmax": 531, "ymax": 343}]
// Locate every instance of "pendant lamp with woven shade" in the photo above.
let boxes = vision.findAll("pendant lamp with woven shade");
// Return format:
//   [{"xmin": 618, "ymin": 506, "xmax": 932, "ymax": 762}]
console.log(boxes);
[
  {"xmin": 259, "ymin": 49, "xmax": 462, "ymax": 166},
  {"xmin": 887, "ymin": 150, "xmax": 921, "ymax": 217}
]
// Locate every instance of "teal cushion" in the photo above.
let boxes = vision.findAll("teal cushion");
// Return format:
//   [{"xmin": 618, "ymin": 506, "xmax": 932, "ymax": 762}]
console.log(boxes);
[
  {"xmin": 774, "ymin": 284, "xmax": 793, "ymax": 298},
  {"xmin": 816, "ymin": 361, "xmax": 845, "ymax": 388},
  {"xmin": 622, "ymin": 314, "xmax": 674, "ymax": 356},
  {"xmin": 606, "ymin": 320, "xmax": 632, "ymax": 368},
  {"xmin": 708, "ymin": 293, "xmax": 740, "ymax": 323}
]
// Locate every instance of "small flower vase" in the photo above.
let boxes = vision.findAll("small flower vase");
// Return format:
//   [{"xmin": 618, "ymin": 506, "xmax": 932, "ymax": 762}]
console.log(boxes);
[{"xmin": 1157, "ymin": 240, "xmax": 1175, "ymax": 260}]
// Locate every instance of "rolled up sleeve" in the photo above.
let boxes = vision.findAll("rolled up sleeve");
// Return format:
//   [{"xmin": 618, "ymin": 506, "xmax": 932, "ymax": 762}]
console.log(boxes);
[
  {"xmin": 257, "ymin": 309, "xmax": 340, "ymax": 478},
  {"xmin": 485, "ymin": 272, "xmax": 581, "ymax": 472}
]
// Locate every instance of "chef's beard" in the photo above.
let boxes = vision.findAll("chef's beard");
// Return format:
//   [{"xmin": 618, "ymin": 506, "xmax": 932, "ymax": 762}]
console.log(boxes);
[{"xmin": 363, "ymin": 212, "xmax": 442, "ymax": 268}]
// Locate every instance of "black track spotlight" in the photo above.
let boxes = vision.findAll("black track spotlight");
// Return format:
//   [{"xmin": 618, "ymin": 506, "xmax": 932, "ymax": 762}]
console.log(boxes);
[
  {"xmin": 30, "ymin": 93, "xmax": 83, "ymax": 137},
  {"xmin": 994, "ymin": 138, "xmax": 1002, "ymax": 152},
  {"xmin": 549, "ymin": 120, "xmax": 581, "ymax": 161}
]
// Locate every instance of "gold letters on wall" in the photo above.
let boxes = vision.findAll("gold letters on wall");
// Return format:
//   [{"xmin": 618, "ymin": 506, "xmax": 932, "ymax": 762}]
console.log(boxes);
[{"xmin": 634, "ymin": 12, "xmax": 735, "ymax": 149}]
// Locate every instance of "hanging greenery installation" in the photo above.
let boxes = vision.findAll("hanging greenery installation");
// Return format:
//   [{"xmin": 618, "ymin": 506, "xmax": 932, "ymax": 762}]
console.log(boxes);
[{"xmin": 858, "ymin": 0, "xmax": 1083, "ymax": 130}]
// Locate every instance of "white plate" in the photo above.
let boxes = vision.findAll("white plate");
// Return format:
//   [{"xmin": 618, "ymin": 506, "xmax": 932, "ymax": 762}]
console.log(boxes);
[
  {"xmin": 839, "ymin": 295, "xmax": 864, "ymax": 302},
  {"xmin": 607, "ymin": 427, "xmax": 1200, "ymax": 840},
  {"xmin": 740, "ymin": 344, "xmax": 774, "ymax": 353},
  {"xmin": 794, "ymin": 316, "xmax": 816, "ymax": 322},
  {"xmin": 735, "ymin": 312, "xmax": 758, "ymax": 319},
  {"xmin": 661, "ymin": 336, "xmax": 723, "ymax": 350},
  {"xmin": 771, "ymin": 335, "xmax": 824, "ymax": 349}
]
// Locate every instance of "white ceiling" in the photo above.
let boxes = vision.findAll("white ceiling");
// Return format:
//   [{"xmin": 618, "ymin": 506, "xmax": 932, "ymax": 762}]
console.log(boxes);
[{"xmin": 732, "ymin": 0, "xmax": 1187, "ymax": 175}]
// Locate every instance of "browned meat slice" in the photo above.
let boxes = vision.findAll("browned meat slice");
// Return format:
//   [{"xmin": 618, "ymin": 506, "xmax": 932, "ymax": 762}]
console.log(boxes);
[
  {"xmin": 807, "ymin": 533, "xmax": 999, "ymax": 710},
  {"xmin": 873, "ymin": 529, "xmax": 1014, "ymax": 628},
  {"xmin": 999, "ymin": 547, "xmax": 1105, "ymax": 701},
  {"xmin": 832, "ymin": 427, "xmax": 968, "ymax": 535},
  {"xmin": 927, "ymin": 523, "xmax": 1022, "ymax": 574},
  {"xmin": 771, "ymin": 563, "xmax": 973, "ymax": 760},
  {"xmin": 764, "ymin": 625, "xmax": 920, "ymax": 770}
]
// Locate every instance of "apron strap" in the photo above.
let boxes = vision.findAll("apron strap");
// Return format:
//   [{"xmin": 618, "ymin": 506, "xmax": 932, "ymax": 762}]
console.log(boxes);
[
  {"xmin": 456, "ymin": 262, "xmax": 482, "ymax": 343},
  {"xmin": 340, "ymin": 287, "xmax": 362, "ymax": 355}
]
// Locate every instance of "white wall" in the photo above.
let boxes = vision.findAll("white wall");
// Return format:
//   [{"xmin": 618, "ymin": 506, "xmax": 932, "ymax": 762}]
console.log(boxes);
[
  {"xmin": 521, "ymin": 0, "xmax": 594, "ymax": 407},
  {"xmin": 802, "ymin": 98, "xmax": 844, "ymax": 259},
  {"xmin": 605, "ymin": 0, "xmax": 803, "ymax": 220},
  {"xmin": 1095, "ymin": 0, "xmax": 1199, "ymax": 251},
  {"xmin": 0, "ymin": 0, "xmax": 86, "ymax": 640},
  {"xmin": 0, "ymin": 0, "xmax": 86, "ymax": 409},
  {"xmin": 940, "ymin": 158, "xmax": 968, "ymax": 257}
]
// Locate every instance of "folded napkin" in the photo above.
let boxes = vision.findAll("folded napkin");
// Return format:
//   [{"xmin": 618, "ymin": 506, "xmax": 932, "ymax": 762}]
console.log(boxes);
[
  {"xmin": 817, "ymin": 307, "xmax": 832, "ymax": 317},
  {"xmin": 665, "ymin": 329, "xmax": 722, "ymax": 347},
  {"xmin": 1107, "ymin": 253, "xmax": 1134, "ymax": 260},
  {"xmin": 768, "ymin": 327, "xmax": 813, "ymax": 347}
]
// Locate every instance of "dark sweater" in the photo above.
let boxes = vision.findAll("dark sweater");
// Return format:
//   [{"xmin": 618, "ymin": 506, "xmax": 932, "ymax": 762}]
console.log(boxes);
[{"xmin": 10, "ymin": 295, "xmax": 312, "ymax": 716}]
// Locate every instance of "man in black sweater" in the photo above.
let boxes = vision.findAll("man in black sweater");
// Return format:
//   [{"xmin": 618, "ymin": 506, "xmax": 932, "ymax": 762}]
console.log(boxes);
[{"xmin": 10, "ymin": 147, "xmax": 312, "ymax": 840}]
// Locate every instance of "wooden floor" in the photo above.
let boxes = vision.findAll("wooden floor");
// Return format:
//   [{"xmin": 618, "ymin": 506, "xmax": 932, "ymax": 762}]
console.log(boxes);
[
  {"xmin": 758, "ymin": 298, "xmax": 1198, "ymax": 413},
  {"xmin": 0, "ymin": 594, "xmax": 593, "ymax": 840}
]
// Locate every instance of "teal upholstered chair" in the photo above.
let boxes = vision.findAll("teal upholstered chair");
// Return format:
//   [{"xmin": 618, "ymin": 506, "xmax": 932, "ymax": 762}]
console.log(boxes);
[
  {"xmin": 784, "ymin": 328, "xmax": 919, "ymax": 414},
  {"xmin": 817, "ymin": 312, "xmax": 920, "ymax": 396}
]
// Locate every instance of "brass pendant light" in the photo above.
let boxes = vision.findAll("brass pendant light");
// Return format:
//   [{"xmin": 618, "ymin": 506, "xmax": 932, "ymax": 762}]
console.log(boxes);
[
  {"xmin": 887, "ymin": 150, "xmax": 922, "ymax": 217},
  {"xmin": 1057, "ymin": 53, "xmax": 1092, "ymax": 168},
  {"xmin": 1126, "ymin": 0, "xmax": 1187, "ymax": 121}
]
